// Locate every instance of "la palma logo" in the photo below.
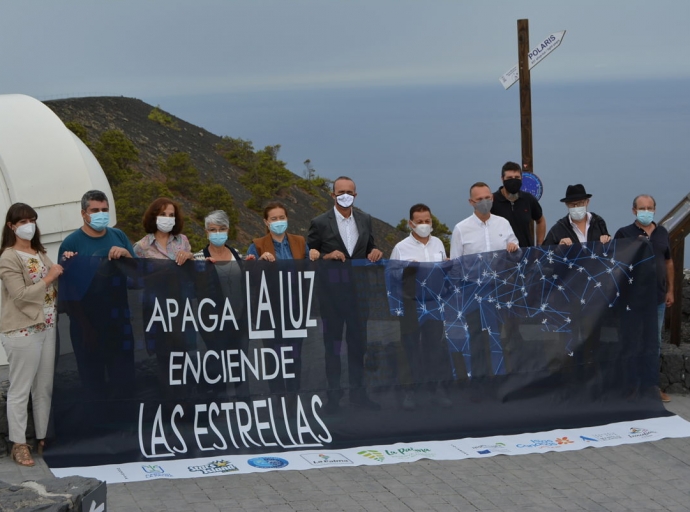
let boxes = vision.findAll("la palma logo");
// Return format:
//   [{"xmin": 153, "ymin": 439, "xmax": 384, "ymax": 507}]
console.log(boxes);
[
  {"xmin": 301, "ymin": 453, "xmax": 353, "ymax": 466},
  {"xmin": 188, "ymin": 460, "xmax": 239, "ymax": 475}
]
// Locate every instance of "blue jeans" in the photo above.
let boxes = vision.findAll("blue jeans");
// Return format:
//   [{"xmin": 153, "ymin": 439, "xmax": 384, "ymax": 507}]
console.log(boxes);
[{"xmin": 657, "ymin": 303, "xmax": 666, "ymax": 355}]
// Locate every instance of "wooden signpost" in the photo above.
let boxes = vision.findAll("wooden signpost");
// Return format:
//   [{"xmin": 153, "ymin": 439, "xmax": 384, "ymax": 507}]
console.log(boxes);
[{"xmin": 500, "ymin": 20, "xmax": 566, "ymax": 173}]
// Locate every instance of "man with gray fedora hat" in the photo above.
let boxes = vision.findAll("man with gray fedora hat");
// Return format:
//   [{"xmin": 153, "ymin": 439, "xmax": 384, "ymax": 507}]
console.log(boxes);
[{"xmin": 542, "ymin": 184, "xmax": 611, "ymax": 247}]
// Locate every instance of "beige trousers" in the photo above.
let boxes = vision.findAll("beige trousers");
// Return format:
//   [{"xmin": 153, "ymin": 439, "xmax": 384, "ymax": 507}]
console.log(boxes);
[{"xmin": 1, "ymin": 327, "xmax": 55, "ymax": 444}]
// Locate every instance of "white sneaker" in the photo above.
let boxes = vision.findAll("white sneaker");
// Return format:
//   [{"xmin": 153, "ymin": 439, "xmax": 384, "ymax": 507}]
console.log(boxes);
[{"xmin": 402, "ymin": 391, "xmax": 416, "ymax": 410}]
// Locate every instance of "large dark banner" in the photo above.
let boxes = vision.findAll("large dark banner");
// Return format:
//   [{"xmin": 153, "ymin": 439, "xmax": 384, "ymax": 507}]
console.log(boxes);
[{"xmin": 45, "ymin": 238, "xmax": 667, "ymax": 469}]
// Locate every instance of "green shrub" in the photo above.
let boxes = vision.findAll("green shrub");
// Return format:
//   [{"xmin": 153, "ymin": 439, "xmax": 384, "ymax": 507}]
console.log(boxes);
[
  {"xmin": 113, "ymin": 179, "xmax": 172, "ymax": 241},
  {"xmin": 93, "ymin": 130, "xmax": 139, "ymax": 186},
  {"xmin": 148, "ymin": 106, "xmax": 180, "ymax": 130},
  {"xmin": 65, "ymin": 121, "xmax": 90, "ymax": 146},
  {"xmin": 158, "ymin": 152, "xmax": 201, "ymax": 198},
  {"xmin": 217, "ymin": 138, "xmax": 298, "ymax": 211}
]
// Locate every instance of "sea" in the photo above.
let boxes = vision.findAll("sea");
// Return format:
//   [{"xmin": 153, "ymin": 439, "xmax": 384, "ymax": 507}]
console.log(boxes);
[{"xmin": 153, "ymin": 78, "xmax": 690, "ymax": 264}]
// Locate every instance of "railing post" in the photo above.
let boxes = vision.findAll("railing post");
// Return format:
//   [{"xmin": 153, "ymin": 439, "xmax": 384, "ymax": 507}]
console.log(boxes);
[{"xmin": 668, "ymin": 242, "xmax": 684, "ymax": 346}]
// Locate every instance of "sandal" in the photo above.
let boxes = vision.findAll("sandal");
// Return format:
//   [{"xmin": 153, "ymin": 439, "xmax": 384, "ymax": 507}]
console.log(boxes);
[
  {"xmin": 37, "ymin": 439, "xmax": 45, "ymax": 456},
  {"xmin": 11, "ymin": 443, "xmax": 35, "ymax": 467}
]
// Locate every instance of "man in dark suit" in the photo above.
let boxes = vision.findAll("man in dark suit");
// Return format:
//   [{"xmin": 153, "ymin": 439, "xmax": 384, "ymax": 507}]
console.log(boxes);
[{"xmin": 308, "ymin": 176, "xmax": 383, "ymax": 412}]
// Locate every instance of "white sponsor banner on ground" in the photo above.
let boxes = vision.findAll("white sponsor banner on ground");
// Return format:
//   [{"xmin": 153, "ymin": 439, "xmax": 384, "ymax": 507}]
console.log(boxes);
[{"xmin": 51, "ymin": 415, "xmax": 690, "ymax": 484}]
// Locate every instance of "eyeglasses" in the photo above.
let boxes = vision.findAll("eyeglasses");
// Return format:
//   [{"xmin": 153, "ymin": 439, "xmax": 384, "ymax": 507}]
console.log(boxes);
[
  {"xmin": 565, "ymin": 201, "xmax": 587, "ymax": 208},
  {"xmin": 207, "ymin": 227, "xmax": 229, "ymax": 233}
]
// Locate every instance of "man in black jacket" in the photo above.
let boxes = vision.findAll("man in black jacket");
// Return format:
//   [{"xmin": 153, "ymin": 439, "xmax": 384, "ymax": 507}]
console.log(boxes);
[
  {"xmin": 308, "ymin": 176, "xmax": 383, "ymax": 412},
  {"xmin": 542, "ymin": 184, "xmax": 611, "ymax": 247},
  {"xmin": 542, "ymin": 184, "xmax": 611, "ymax": 397},
  {"xmin": 614, "ymin": 194, "xmax": 674, "ymax": 402}
]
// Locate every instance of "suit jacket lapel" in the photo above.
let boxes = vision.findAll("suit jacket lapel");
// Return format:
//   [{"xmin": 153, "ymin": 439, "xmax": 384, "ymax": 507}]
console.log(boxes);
[
  {"xmin": 351, "ymin": 211, "xmax": 367, "ymax": 257},
  {"xmin": 327, "ymin": 210, "xmax": 348, "ymax": 254}
]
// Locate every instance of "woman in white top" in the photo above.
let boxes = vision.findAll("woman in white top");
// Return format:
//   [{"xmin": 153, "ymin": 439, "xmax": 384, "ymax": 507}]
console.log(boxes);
[{"xmin": 0, "ymin": 203, "xmax": 68, "ymax": 466}]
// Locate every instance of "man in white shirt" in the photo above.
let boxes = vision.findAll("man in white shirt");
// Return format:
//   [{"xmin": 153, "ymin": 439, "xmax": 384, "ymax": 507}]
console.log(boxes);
[
  {"xmin": 450, "ymin": 182, "xmax": 519, "ymax": 258},
  {"xmin": 390, "ymin": 204, "xmax": 454, "ymax": 410},
  {"xmin": 449, "ymin": 182, "xmax": 519, "ymax": 379}
]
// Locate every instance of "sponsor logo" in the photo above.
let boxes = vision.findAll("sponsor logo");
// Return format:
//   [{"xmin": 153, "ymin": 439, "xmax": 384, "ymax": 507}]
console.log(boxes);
[
  {"xmin": 516, "ymin": 439, "xmax": 559, "ymax": 449},
  {"xmin": 628, "ymin": 427, "xmax": 656, "ymax": 439},
  {"xmin": 383, "ymin": 446, "xmax": 434, "ymax": 460},
  {"xmin": 358, "ymin": 450, "xmax": 385, "ymax": 462},
  {"xmin": 580, "ymin": 436, "xmax": 598, "ymax": 443},
  {"xmin": 188, "ymin": 460, "xmax": 239, "ymax": 475},
  {"xmin": 472, "ymin": 442, "xmax": 510, "ymax": 454},
  {"xmin": 301, "ymin": 453, "xmax": 353, "ymax": 466},
  {"xmin": 116, "ymin": 468, "xmax": 129, "ymax": 480},
  {"xmin": 592, "ymin": 432, "xmax": 622, "ymax": 441},
  {"xmin": 142, "ymin": 464, "xmax": 173, "ymax": 479},
  {"xmin": 556, "ymin": 437, "xmax": 573, "ymax": 445},
  {"xmin": 247, "ymin": 457, "xmax": 289, "ymax": 469},
  {"xmin": 359, "ymin": 447, "xmax": 433, "ymax": 462}
]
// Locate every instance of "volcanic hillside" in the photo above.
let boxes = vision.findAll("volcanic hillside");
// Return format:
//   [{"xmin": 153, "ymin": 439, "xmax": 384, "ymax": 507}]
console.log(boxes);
[{"xmin": 45, "ymin": 96, "xmax": 405, "ymax": 253}]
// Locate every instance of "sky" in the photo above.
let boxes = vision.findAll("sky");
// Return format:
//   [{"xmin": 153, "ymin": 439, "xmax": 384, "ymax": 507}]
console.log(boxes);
[{"xmin": 2, "ymin": 1, "xmax": 689, "ymax": 261}]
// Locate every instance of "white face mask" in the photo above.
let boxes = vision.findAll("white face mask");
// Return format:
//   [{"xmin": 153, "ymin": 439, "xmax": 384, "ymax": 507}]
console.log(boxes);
[
  {"xmin": 568, "ymin": 206, "xmax": 587, "ymax": 221},
  {"xmin": 335, "ymin": 193, "xmax": 355, "ymax": 208},
  {"xmin": 15, "ymin": 223, "xmax": 36, "ymax": 241},
  {"xmin": 411, "ymin": 222, "xmax": 433, "ymax": 238},
  {"xmin": 156, "ymin": 216, "xmax": 176, "ymax": 233}
]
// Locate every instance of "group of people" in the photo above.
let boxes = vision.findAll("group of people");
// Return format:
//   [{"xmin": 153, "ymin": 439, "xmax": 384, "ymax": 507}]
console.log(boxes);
[
  {"xmin": 0, "ymin": 162, "xmax": 674, "ymax": 466},
  {"xmin": 391, "ymin": 161, "xmax": 673, "ymax": 409}
]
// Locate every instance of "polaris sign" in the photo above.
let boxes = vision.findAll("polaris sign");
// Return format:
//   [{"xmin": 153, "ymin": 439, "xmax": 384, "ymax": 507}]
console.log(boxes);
[{"xmin": 499, "ymin": 31, "xmax": 566, "ymax": 90}]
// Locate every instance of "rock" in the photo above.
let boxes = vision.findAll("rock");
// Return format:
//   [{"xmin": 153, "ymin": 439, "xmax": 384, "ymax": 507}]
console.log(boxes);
[
  {"xmin": 0, "ymin": 476, "xmax": 104, "ymax": 512},
  {"xmin": 661, "ymin": 352, "xmax": 684, "ymax": 383},
  {"xmin": 667, "ymin": 383, "xmax": 687, "ymax": 395},
  {"xmin": 659, "ymin": 373, "xmax": 670, "ymax": 389},
  {"xmin": 660, "ymin": 340, "xmax": 690, "ymax": 394}
]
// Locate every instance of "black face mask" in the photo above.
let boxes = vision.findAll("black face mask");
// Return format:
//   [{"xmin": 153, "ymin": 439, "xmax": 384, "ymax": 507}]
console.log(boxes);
[{"xmin": 503, "ymin": 178, "xmax": 522, "ymax": 195}]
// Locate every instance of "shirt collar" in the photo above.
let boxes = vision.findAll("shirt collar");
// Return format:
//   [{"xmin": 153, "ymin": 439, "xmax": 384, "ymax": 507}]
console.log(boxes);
[
  {"xmin": 147, "ymin": 233, "xmax": 179, "ymax": 244},
  {"xmin": 569, "ymin": 212, "xmax": 592, "ymax": 227},
  {"xmin": 334, "ymin": 206, "xmax": 353, "ymax": 222},
  {"xmin": 408, "ymin": 233, "xmax": 430, "ymax": 246},
  {"xmin": 471, "ymin": 212, "xmax": 493, "ymax": 225}
]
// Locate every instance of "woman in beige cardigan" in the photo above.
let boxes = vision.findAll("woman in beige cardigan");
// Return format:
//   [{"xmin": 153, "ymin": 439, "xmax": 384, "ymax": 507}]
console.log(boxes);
[{"xmin": 0, "ymin": 203, "xmax": 68, "ymax": 466}]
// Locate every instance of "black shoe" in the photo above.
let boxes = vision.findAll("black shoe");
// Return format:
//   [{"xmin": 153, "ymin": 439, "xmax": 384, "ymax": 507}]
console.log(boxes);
[{"xmin": 351, "ymin": 395, "xmax": 381, "ymax": 411}]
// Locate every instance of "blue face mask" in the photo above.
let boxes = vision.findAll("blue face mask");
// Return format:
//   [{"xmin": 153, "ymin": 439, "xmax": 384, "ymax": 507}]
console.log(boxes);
[
  {"xmin": 209, "ymin": 232, "xmax": 228, "ymax": 247},
  {"xmin": 637, "ymin": 210, "xmax": 654, "ymax": 226},
  {"xmin": 269, "ymin": 220, "xmax": 288, "ymax": 235},
  {"xmin": 88, "ymin": 211, "xmax": 110, "ymax": 231}
]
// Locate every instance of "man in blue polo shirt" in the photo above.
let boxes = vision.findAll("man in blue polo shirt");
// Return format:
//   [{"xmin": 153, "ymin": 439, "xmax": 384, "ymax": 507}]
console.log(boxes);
[
  {"xmin": 614, "ymin": 194, "xmax": 674, "ymax": 402},
  {"xmin": 58, "ymin": 190, "xmax": 136, "ymax": 399}
]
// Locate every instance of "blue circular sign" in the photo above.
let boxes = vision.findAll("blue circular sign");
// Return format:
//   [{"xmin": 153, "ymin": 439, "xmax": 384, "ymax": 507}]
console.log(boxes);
[
  {"xmin": 521, "ymin": 172, "xmax": 543, "ymax": 201},
  {"xmin": 247, "ymin": 457, "xmax": 289, "ymax": 469}
]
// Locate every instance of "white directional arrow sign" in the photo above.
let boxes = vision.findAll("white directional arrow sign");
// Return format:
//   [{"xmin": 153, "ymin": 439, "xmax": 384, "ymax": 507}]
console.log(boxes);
[
  {"xmin": 89, "ymin": 500, "xmax": 105, "ymax": 512},
  {"xmin": 499, "ymin": 30, "xmax": 566, "ymax": 90}
]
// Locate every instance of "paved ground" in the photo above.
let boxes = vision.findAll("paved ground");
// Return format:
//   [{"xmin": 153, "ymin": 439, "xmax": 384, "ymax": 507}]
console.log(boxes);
[{"xmin": 2, "ymin": 395, "xmax": 690, "ymax": 511}]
